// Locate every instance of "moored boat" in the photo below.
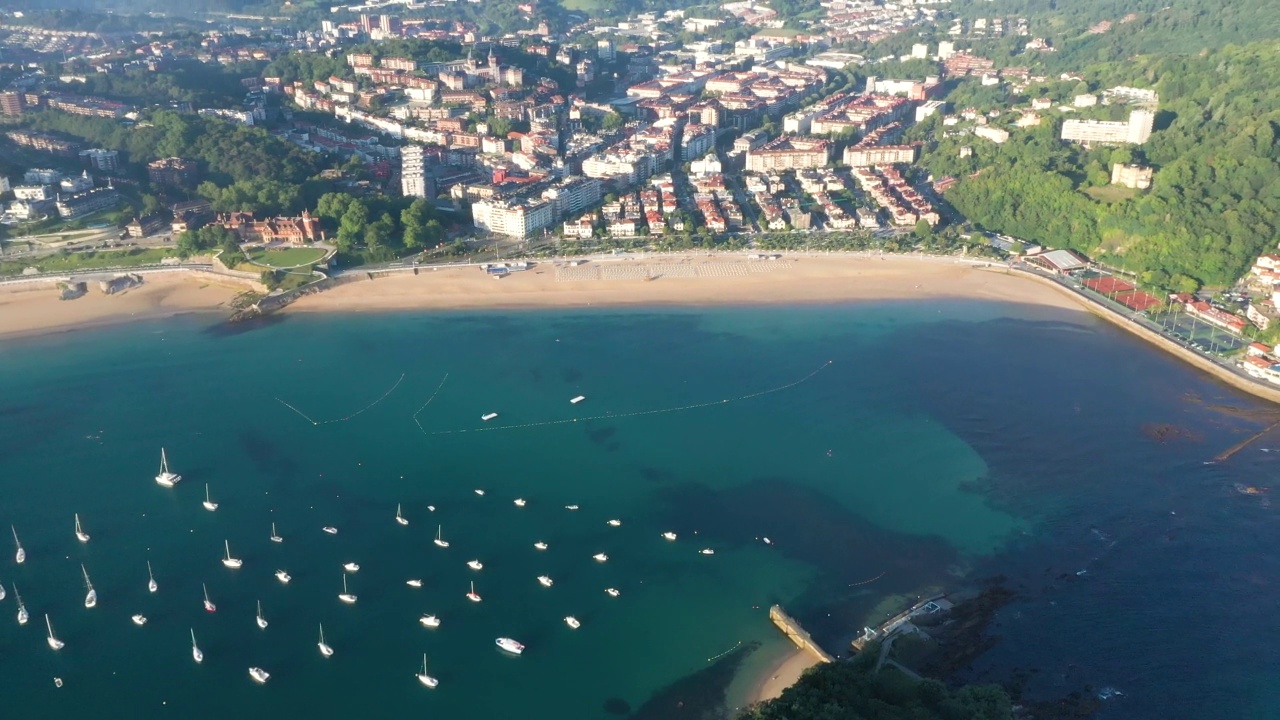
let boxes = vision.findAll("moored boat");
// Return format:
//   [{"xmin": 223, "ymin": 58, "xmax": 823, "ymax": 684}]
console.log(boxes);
[
  {"xmin": 74, "ymin": 514, "xmax": 90, "ymax": 543},
  {"xmin": 132, "ymin": 614, "xmax": 147, "ymax": 626},
  {"xmin": 495, "ymin": 637, "xmax": 524, "ymax": 655},
  {"xmin": 249, "ymin": 667, "xmax": 270, "ymax": 684},
  {"xmin": 593, "ymin": 553, "xmax": 609, "ymax": 563},
  {"xmin": 276, "ymin": 569, "xmax": 291, "ymax": 584},
  {"xmin": 564, "ymin": 616, "xmax": 581, "ymax": 629},
  {"xmin": 419, "ymin": 614, "xmax": 441, "ymax": 628},
  {"xmin": 155, "ymin": 447, "xmax": 181, "ymax": 487},
  {"xmin": 537, "ymin": 575, "xmax": 553, "ymax": 587},
  {"xmin": 416, "ymin": 653, "xmax": 439, "ymax": 688},
  {"xmin": 466, "ymin": 581, "xmax": 481, "ymax": 603}
]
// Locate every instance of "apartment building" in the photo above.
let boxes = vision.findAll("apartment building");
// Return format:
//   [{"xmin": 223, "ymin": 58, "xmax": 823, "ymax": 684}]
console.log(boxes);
[
  {"xmin": 745, "ymin": 137, "xmax": 830, "ymax": 172},
  {"xmin": 471, "ymin": 198, "xmax": 554, "ymax": 238}
]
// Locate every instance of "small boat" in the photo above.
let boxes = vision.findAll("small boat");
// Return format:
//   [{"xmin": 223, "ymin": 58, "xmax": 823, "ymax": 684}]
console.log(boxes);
[
  {"xmin": 474, "ymin": 489, "xmax": 486, "ymax": 496},
  {"xmin": 343, "ymin": 562, "xmax": 360, "ymax": 573},
  {"xmin": 74, "ymin": 513, "xmax": 90, "ymax": 543},
  {"xmin": 419, "ymin": 614, "xmax": 441, "ymax": 628},
  {"xmin": 200, "ymin": 481, "xmax": 218, "ymax": 509},
  {"xmin": 564, "ymin": 616, "xmax": 581, "ymax": 629},
  {"xmin": 467, "ymin": 560, "xmax": 483, "ymax": 571},
  {"xmin": 606, "ymin": 519, "xmax": 621, "ymax": 527},
  {"xmin": 270, "ymin": 522, "xmax": 283, "ymax": 543},
  {"xmin": 570, "ymin": 395, "xmax": 586, "ymax": 404},
  {"xmin": 275, "ymin": 569, "xmax": 291, "ymax": 584},
  {"xmin": 249, "ymin": 667, "xmax": 270, "ymax": 684},
  {"xmin": 322, "ymin": 526, "xmax": 338, "ymax": 535},
  {"xmin": 427, "ymin": 505, "xmax": 436, "ymax": 512},
  {"xmin": 534, "ymin": 541, "xmax": 548, "ymax": 550},
  {"xmin": 513, "ymin": 498, "xmax": 527, "ymax": 507},
  {"xmin": 13, "ymin": 525, "xmax": 25, "ymax": 564},
  {"xmin": 395, "ymin": 503, "xmax": 409, "ymax": 526},
  {"xmin": 605, "ymin": 587, "xmax": 620, "ymax": 597},
  {"xmin": 433, "ymin": 525, "xmax": 450, "ymax": 548},
  {"xmin": 0, "ymin": 584, "xmax": 4, "ymax": 600},
  {"xmin": 46, "ymin": 614, "xmax": 64, "ymax": 650},
  {"xmin": 15, "ymin": 584, "xmax": 28, "ymax": 625},
  {"xmin": 699, "ymin": 548, "xmax": 715, "ymax": 555},
  {"xmin": 481, "ymin": 413, "xmax": 499, "ymax": 422},
  {"xmin": 155, "ymin": 447, "xmax": 181, "ymax": 487},
  {"xmin": 222, "ymin": 540, "xmax": 243, "ymax": 569},
  {"xmin": 406, "ymin": 579, "xmax": 423, "ymax": 588},
  {"xmin": 256, "ymin": 600, "xmax": 268, "ymax": 630},
  {"xmin": 132, "ymin": 614, "xmax": 148, "ymax": 626},
  {"xmin": 662, "ymin": 532, "xmax": 677, "ymax": 541},
  {"xmin": 495, "ymin": 637, "xmax": 524, "ymax": 655},
  {"xmin": 593, "ymin": 553, "xmax": 609, "ymax": 563},
  {"xmin": 318, "ymin": 623, "xmax": 334, "ymax": 657},
  {"xmin": 82, "ymin": 564, "xmax": 97, "ymax": 608},
  {"xmin": 147, "ymin": 561, "xmax": 158, "ymax": 593},
  {"xmin": 537, "ymin": 575, "xmax": 553, "ymax": 587},
  {"xmin": 564, "ymin": 505, "xmax": 579, "ymax": 511},
  {"xmin": 763, "ymin": 537, "xmax": 773, "ymax": 545},
  {"xmin": 203, "ymin": 583, "xmax": 217, "ymax": 613},
  {"xmin": 338, "ymin": 575, "xmax": 357, "ymax": 604},
  {"xmin": 191, "ymin": 628, "xmax": 203, "ymax": 663},
  {"xmin": 54, "ymin": 677, "xmax": 63, "ymax": 688},
  {"xmin": 416, "ymin": 653, "xmax": 439, "ymax": 688},
  {"xmin": 466, "ymin": 581, "xmax": 481, "ymax": 603}
]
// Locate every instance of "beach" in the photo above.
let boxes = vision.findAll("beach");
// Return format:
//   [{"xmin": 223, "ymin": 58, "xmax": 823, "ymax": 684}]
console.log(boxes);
[
  {"xmin": 749, "ymin": 649, "xmax": 822, "ymax": 705},
  {"xmin": 0, "ymin": 272, "xmax": 243, "ymax": 339}
]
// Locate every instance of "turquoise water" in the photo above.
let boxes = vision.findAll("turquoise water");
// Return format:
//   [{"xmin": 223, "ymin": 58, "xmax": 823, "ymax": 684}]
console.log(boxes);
[{"xmin": 0, "ymin": 303, "xmax": 1275, "ymax": 719}]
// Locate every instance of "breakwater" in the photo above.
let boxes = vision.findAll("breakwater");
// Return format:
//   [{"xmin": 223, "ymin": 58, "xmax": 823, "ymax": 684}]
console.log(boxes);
[{"xmin": 769, "ymin": 605, "xmax": 835, "ymax": 664}]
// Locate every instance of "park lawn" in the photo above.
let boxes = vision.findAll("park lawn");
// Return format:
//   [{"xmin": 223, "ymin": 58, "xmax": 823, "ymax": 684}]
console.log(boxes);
[
  {"xmin": 1084, "ymin": 185, "xmax": 1138, "ymax": 204},
  {"xmin": 0, "ymin": 247, "xmax": 177, "ymax": 277},
  {"xmin": 560, "ymin": 0, "xmax": 604, "ymax": 10},
  {"xmin": 247, "ymin": 247, "xmax": 328, "ymax": 268}
]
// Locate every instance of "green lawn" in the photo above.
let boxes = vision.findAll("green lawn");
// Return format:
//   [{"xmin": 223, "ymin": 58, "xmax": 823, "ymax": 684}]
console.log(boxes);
[
  {"xmin": 560, "ymin": 0, "xmax": 604, "ymax": 10},
  {"xmin": 0, "ymin": 248, "xmax": 177, "ymax": 277},
  {"xmin": 246, "ymin": 247, "xmax": 328, "ymax": 268},
  {"xmin": 1084, "ymin": 185, "xmax": 1139, "ymax": 204}
]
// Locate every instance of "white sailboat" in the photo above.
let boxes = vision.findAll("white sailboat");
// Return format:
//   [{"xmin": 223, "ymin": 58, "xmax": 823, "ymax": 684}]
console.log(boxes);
[
  {"xmin": 419, "ymin": 614, "xmax": 440, "ymax": 628},
  {"xmin": 12, "ymin": 525, "xmax": 24, "ymax": 564},
  {"xmin": 74, "ymin": 514, "xmax": 90, "ymax": 543},
  {"xmin": 275, "ymin": 569, "xmax": 291, "ymax": 584},
  {"xmin": 343, "ymin": 562, "xmax": 360, "ymax": 573},
  {"xmin": 416, "ymin": 653, "xmax": 439, "ymax": 688},
  {"xmin": 318, "ymin": 623, "xmax": 334, "ymax": 657},
  {"xmin": 406, "ymin": 578, "xmax": 423, "ymax": 588},
  {"xmin": 564, "ymin": 616, "xmax": 581, "ymax": 629},
  {"xmin": 466, "ymin": 559, "xmax": 483, "ymax": 571},
  {"xmin": 395, "ymin": 503, "xmax": 408, "ymax": 526},
  {"xmin": 202, "ymin": 583, "xmax": 217, "ymax": 613},
  {"xmin": 82, "ymin": 564, "xmax": 97, "ymax": 608},
  {"xmin": 147, "ymin": 561, "xmax": 158, "ymax": 593},
  {"xmin": 256, "ymin": 600, "xmax": 268, "ymax": 630},
  {"xmin": 270, "ymin": 522, "xmax": 283, "ymax": 543},
  {"xmin": 155, "ymin": 447, "xmax": 181, "ymax": 487},
  {"xmin": 433, "ymin": 525, "xmax": 449, "ymax": 548},
  {"xmin": 221, "ymin": 540, "xmax": 243, "ymax": 569},
  {"xmin": 249, "ymin": 667, "xmax": 270, "ymax": 684},
  {"xmin": 46, "ymin": 614, "xmax": 64, "ymax": 650},
  {"xmin": 191, "ymin": 628, "xmax": 203, "ymax": 663},
  {"xmin": 338, "ymin": 575, "xmax": 357, "ymax": 604},
  {"xmin": 0, "ymin": 583, "xmax": 4, "ymax": 600},
  {"xmin": 202, "ymin": 484, "xmax": 218, "ymax": 512},
  {"xmin": 15, "ymin": 584, "xmax": 28, "ymax": 625},
  {"xmin": 466, "ymin": 580, "xmax": 481, "ymax": 603}
]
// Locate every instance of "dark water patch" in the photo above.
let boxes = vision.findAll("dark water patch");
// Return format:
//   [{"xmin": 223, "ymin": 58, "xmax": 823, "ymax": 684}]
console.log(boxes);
[
  {"xmin": 562, "ymin": 367, "xmax": 583, "ymax": 384},
  {"xmin": 239, "ymin": 431, "xmax": 300, "ymax": 480},
  {"xmin": 638, "ymin": 466, "xmax": 676, "ymax": 483},
  {"xmin": 585, "ymin": 425, "xmax": 617, "ymax": 446},
  {"xmin": 628, "ymin": 641, "xmax": 759, "ymax": 720},
  {"xmin": 202, "ymin": 312, "xmax": 287, "ymax": 338},
  {"xmin": 604, "ymin": 697, "xmax": 631, "ymax": 715}
]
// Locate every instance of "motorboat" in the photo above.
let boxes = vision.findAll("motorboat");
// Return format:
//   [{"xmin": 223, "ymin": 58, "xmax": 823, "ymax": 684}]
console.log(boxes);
[
  {"xmin": 275, "ymin": 569, "xmax": 291, "ymax": 584},
  {"xmin": 467, "ymin": 560, "xmax": 483, "ymax": 571},
  {"xmin": 495, "ymin": 637, "xmax": 524, "ymax": 655},
  {"xmin": 537, "ymin": 575, "xmax": 553, "ymax": 587},
  {"xmin": 203, "ymin": 583, "xmax": 217, "ymax": 613},
  {"xmin": 395, "ymin": 503, "xmax": 409, "ymax": 526},
  {"xmin": 249, "ymin": 667, "xmax": 270, "ymax": 684},
  {"xmin": 419, "ymin": 614, "xmax": 441, "ymax": 628},
  {"xmin": 466, "ymin": 581, "xmax": 481, "ymax": 603},
  {"xmin": 606, "ymin": 519, "xmax": 621, "ymax": 527},
  {"xmin": 202, "ymin": 484, "xmax": 218, "ymax": 512},
  {"xmin": 132, "ymin": 614, "xmax": 148, "ymax": 626},
  {"xmin": 222, "ymin": 540, "xmax": 243, "ymax": 569},
  {"xmin": 474, "ymin": 489, "xmax": 486, "ymax": 496},
  {"xmin": 534, "ymin": 541, "xmax": 548, "ymax": 550},
  {"xmin": 699, "ymin": 548, "xmax": 715, "ymax": 555},
  {"xmin": 605, "ymin": 588, "xmax": 620, "ymax": 597},
  {"xmin": 513, "ymin": 498, "xmax": 526, "ymax": 507},
  {"xmin": 662, "ymin": 532, "xmax": 677, "ymax": 541},
  {"xmin": 433, "ymin": 525, "xmax": 449, "ymax": 548},
  {"xmin": 593, "ymin": 553, "xmax": 609, "ymax": 563},
  {"xmin": 564, "ymin": 505, "xmax": 579, "ymax": 511},
  {"xmin": 155, "ymin": 447, "xmax": 181, "ymax": 487},
  {"xmin": 74, "ymin": 514, "xmax": 90, "ymax": 543},
  {"xmin": 481, "ymin": 413, "xmax": 498, "ymax": 422},
  {"xmin": 763, "ymin": 537, "xmax": 773, "ymax": 545},
  {"xmin": 564, "ymin": 616, "xmax": 581, "ymax": 629},
  {"xmin": 338, "ymin": 575, "xmax": 357, "ymax": 604},
  {"xmin": 406, "ymin": 579, "xmax": 423, "ymax": 588},
  {"xmin": 322, "ymin": 526, "xmax": 338, "ymax": 535},
  {"xmin": 318, "ymin": 623, "xmax": 334, "ymax": 657},
  {"xmin": 416, "ymin": 653, "xmax": 439, "ymax": 688},
  {"xmin": 343, "ymin": 562, "xmax": 360, "ymax": 573}
]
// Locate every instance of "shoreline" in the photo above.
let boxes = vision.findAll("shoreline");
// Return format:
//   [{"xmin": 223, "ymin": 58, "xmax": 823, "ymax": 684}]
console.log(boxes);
[{"xmin": 745, "ymin": 648, "xmax": 821, "ymax": 707}]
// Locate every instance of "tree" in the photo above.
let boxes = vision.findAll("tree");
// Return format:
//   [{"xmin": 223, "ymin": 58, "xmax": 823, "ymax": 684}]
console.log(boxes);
[
  {"xmin": 914, "ymin": 219, "xmax": 933, "ymax": 240},
  {"xmin": 401, "ymin": 198, "xmax": 430, "ymax": 249},
  {"xmin": 365, "ymin": 212, "xmax": 396, "ymax": 251},
  {"xmin": 337, "ymin": 200, "xmax": 369, "ymax": 251}
]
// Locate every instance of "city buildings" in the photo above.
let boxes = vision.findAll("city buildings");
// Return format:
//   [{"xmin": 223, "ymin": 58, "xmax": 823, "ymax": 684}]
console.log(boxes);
[
  {"xmin": 401, "ymin": 145, "xmax": 429, "ymax": 198},
  {"xmin": 1061, "ymin": 110, "xmax": 1155, "ymax": 146},
  {"xmin": 471, "ymin": 198, "xmax": 554, "ymax": 238},
  {"xmin": 79, "ymin": 149, "xmax": 120, "ymax": 173},
  {"xmin": 147, "ymin": 157, "xmax": 199, "ymax": 188},
  {"xmin": 1111, "ymin": 163, "xmax": 1154, "ymax": 189},
  {"xmin": 746, "ymin": 137, "xmax": 831, "ymax": 172},
  {"xmin": 56, "ymin": 187, "xmax": 121, "ymax": 219}
]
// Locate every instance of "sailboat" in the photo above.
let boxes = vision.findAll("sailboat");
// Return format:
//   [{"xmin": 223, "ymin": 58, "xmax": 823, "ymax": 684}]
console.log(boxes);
[
  {"xmin": 416, "ymin": 653, "xmax": 439, "ymax": 688},
  {"xmin": 256, "ymin": 600, "xmax": 268, "ymax": 629},
  {"xmin": 155, "ymin": 447, "xmax": 181, "ymax": 487},
  {"xmin": 46, "ymin": 614, "xmax": 64, "ymax": 650},
  {"xmin": 15, "ymin": 584, "xmax": 28, "ymax": 625},
  {"xmin": 275, "ymin": 569, "xmax": 291, "ymax": 584},
  {"xmin": 467, "ymin": 559, "xmax": 483, "ymax": 571},
  {"xmin": 191, "ymin": 628, "xmax": 203, "ymax": 663},
  {"xmin": 433, "ymin": 525, "xmax": 449, "ymax": 548},
  {"xmin": 74, "ymin": 514, "xmax": 90, "ymax": 543},
  {"xmin": 269, "ymin": 522, "xmax": 283, "ymax": 543},
  {"xmin": 419, "ymin": 614, "xmax": 440, "ymax": 628},
  {"xmin": 338, "ymin": 575, "xmax": 357, "ymax": 604},
  {"xmin": 466, "ymin": 580, "xmax": 482, "ymax": 603},
  {"xmin": 317, "ymin": 623, "xmax": 334, "ymax": 657},
  {"xmin": 221, "ymin": 540, "xmax": 243, "ymax": 569},
  {"xmin": 395, "ymin": 503, "xmax": 408, "ymax": 526},
  {"xmin": 12, "ymin": 525, "xmax": 24, "ymax": 564},
  {"xmin": 147, "ymin": 561, "xmax": 158, "ymax": 593},
  {"xmin": 82, "ymin": 564, "xmax": 97, "ymax": 608},
  {"xmin": 202, "ymin": 583, "xmax": 217, "ymax": 613},
  {"xmin": 202, "ymin": 484, "xmax": 218, "ymax": 512},
  {"xmin": 0, "ymin": 584, "xmax": 4, "ymax": 600}
]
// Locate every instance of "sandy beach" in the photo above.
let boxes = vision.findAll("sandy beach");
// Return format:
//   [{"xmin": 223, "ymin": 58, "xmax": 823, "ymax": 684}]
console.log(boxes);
[
  {"xmin": 749, "ymin": 649, "xmax": 822, "ymax": 705},
  {"xmin": 288, "ymin": 254, "xmax": 1081, "ymax": 314},
  {"xmin": 0, "ymin": 273, "xmax": 244, "ymax": 339}
]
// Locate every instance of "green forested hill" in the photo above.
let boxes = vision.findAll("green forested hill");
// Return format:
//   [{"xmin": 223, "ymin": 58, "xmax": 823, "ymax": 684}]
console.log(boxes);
[{"xmin": 940, "ymin": 41, "xmax": 1280, "ymax": 290}]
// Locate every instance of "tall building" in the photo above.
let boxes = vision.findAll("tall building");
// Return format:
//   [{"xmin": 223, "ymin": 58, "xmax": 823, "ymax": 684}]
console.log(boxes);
[
  {"xmin": 745, "ymin": 137, "xmax": 831, "ymax": 172},
  {"xmin": 359, "ymin": 14, "xmax": 373, "ymax": 35},
  {"xmin": 0, "ymin": 91, "xmax": 23, "ymax": 117},
  {"xmin": 147, "ymin": 157, "xmax": 199, "ymax": 187},
  {"xmin": 401, "ymin": 145, "xmax": 429, "ymax": 198},
  {"xmin": 938, "ymin": 41, "xmax": 956, "ymax": 60},
  {"xmin": 80, "ymin": 148, "xmax": 119, "ymax": 173},
  {"xmin": 1061, "ymin": 109, "xmax": 1155, "ymax": 146},
  {"xmin": 541, "ymin": 177, "xmax": 602, "ymax": 219},
  {"xmin": 471, "ymin": 198, "xmax": 554, "ymax": 238}
]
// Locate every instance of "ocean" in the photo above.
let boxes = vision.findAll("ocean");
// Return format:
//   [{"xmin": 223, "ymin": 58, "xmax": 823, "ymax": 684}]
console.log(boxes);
[{"xmin": 0, "ymin": 301, "xmax": 1275, "ymax": 719}]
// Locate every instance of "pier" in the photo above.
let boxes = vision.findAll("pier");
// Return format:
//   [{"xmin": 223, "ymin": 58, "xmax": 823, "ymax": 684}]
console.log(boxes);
[
  {"xmin": 768, "ymin": 605, "xmax": 835, "ymax": 664},
  {"xmin": 851, "ymin": 594, "xmax": 949, "ymax": 653}
]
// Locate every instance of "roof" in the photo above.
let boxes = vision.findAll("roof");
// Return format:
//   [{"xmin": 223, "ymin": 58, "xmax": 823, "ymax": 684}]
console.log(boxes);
[{"xmin": 1038, "ymin": 249, "xmax": 1087, "ymax": 272}]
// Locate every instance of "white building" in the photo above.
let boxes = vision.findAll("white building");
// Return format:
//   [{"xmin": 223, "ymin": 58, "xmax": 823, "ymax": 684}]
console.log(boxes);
[
  {"xmin": 973, "ymin": 126, "xmax": 1010, "ymax": 144},
  {"xmin": 401, "ymin": 145, "xmax": 429, "ymax": 198},
  {"xmin": 13, "ymin": 185, "xmax": 51, "ymax": 201},
  {"xmin": 541, "ymin": 177, "xmax": 603, "ymax": 219},
  {"xmin": 911, "ymin": 43, "xmax": 928, "ymax": 59},
  {"xmin": 472, "ymin": 198, "xmax": 554, "ymax": 239},
  {"xmin": 1061, "ymin": 109, "xmax": 1154, "ymax": 146},
  {"xmin": 24, "ymin": 169, "xmax": 61, "ymax": 185},
  {"xmin": 938, "ymin": 41, "xmax": 955, "ymax": 60}
]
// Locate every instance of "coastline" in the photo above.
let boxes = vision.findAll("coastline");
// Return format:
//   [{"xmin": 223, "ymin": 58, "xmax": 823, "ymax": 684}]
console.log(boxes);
[{"xmin": 746, "ymin": 648, "xmax": 821, "ymax": 706}]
